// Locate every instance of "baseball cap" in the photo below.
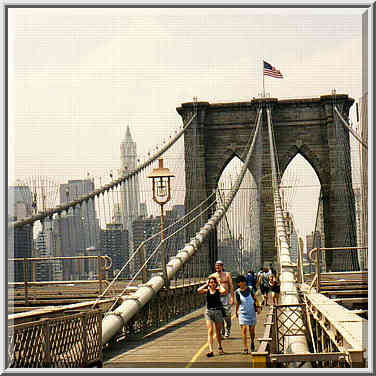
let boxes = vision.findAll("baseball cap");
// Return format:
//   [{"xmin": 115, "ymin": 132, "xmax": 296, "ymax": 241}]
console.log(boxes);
[{"xmin": 215, "ymin": 260, "xmax": 224, "ymax": 265}]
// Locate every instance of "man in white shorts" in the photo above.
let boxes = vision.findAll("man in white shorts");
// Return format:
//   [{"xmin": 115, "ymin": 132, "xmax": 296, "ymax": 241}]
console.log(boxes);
[{"xmin": 209, "ymin": 260, "xmax": 234, "ymax": 338}]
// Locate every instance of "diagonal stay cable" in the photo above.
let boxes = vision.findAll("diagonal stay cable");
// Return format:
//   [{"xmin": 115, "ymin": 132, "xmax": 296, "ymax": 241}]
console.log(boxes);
[
  {"xmin": 92, "ymin": 190, "xmax": 217, "ymax": 307},
  {"xmin": 334, "ymin": 106, "xmax": 368, "ymax": 150},
  {"xmin": 103, "ymin": 197, "xmax": 218, "ymax": 312},
  {"xmin": 10, "ymin": 113, "xmax": 197, "ymax": 229}
]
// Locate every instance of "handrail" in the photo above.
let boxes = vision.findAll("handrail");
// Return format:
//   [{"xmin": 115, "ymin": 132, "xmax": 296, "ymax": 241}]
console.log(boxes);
[
  {"xmin": 9, "ymin": 255, "xmax": 112, "ymax": 304},
  {"xmin": 257, "ymin": 305, "xmax": 274, "ymax": 353},
  {"xmin": 307, "ymin": 247, "xmax": 368, "ymax": 292},
  {"xmin": 8, "ymin": 255, "xmax": 113, "ymax": 271},
  {"xmin": 308, "ymin": 247, "xmax": 368, "ymax": 262}
]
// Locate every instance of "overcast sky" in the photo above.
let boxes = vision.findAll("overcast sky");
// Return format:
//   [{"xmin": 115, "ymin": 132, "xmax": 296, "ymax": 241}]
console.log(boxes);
[{"xmin": 7, "ymin": 6, "xmax": 367, "ymax": 238}]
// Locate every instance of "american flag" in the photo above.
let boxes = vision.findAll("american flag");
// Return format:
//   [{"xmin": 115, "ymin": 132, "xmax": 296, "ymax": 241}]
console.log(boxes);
[{"xmin": 263, "ymin": 60, "xmax": 283, "ymax": 78}]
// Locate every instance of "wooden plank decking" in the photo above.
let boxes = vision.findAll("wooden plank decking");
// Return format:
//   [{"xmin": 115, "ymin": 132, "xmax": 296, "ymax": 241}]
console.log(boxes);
[{"xmin": 103, "ymin": 305, "xmax": 269, "ymax": 368}]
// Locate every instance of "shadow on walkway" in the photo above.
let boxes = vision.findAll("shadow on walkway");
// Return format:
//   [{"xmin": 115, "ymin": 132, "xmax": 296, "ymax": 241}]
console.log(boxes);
[{"xmin": 103, "ymin": 308, "xmax": 205, "ymax": 361}]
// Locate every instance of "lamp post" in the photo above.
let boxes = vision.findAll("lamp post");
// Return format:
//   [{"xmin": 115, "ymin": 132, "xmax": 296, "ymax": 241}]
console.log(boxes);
[{"xmin": 147, "ymin": 158, "xmax": 175, "ymax": 288}]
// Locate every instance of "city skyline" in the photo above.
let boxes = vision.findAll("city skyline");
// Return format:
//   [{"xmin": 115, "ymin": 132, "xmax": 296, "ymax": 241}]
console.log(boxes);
[{"xmin": 7, "ymin": 7, "xmax": 366, "ymax": 241}]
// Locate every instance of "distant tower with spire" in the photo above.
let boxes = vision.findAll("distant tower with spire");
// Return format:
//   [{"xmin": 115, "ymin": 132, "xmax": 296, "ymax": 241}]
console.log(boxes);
[{"xmin": 120, "ymin": 126, "xmax": 140, "ymax": 248}]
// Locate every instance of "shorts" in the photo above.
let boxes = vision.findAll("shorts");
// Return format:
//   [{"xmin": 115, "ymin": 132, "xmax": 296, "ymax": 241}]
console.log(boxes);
[
  {"xmin": 260, "ymin": 285, "xmax": 270, "ymax": 295},
  {"xmin": 205, "ymin": 308, "xmax": 224, "ymax": 323},
  {"xmin": 271, "ymin": 285, "xmax": 280, "ymax": 294}
]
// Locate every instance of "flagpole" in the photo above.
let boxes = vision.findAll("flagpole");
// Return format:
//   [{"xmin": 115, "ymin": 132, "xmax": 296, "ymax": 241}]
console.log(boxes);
[{"xmin": 262, "ymin": 60, "xmax": 265, "ymax": 97}]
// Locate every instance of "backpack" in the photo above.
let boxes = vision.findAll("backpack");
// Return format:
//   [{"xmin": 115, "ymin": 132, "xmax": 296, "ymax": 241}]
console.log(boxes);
[
  {"xmin": 261, "ymin": 273, "xmax": 270, "ymax": 288},
  {"xmin": 246, "ymin": 273, "xmax": 254, "ymax": 287}
]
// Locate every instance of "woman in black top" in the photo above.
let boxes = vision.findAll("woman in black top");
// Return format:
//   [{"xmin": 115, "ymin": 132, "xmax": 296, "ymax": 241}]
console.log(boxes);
[
  {"xmin": 198, "ymin": 277, "xmax": 226, "ymax": 357},
  {"xmin": 270, "ymin": 272, "xmax": 281, "ymax": 306}
]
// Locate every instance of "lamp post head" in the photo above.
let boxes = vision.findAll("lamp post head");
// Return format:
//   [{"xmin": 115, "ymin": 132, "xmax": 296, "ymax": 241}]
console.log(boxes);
[
  {"xmin": 147, "ymin": 158, "xmax": 175, "ymax": 179},
  {"xmin": 147, "ymin": 158, "xmax": 175, "ymax": 205}
]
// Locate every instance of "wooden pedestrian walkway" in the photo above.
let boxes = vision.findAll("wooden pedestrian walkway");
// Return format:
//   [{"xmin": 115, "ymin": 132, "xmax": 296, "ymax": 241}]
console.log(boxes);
[{"xmin": 104, "ymin": 305, "xmax": 269, "ymax": 368}]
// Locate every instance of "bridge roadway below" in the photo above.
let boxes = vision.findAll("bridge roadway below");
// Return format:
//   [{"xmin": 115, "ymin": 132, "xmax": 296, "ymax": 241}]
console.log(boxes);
[{"xmin": 103, "ymin": 304, "xmax": 269, "ymax": 368}]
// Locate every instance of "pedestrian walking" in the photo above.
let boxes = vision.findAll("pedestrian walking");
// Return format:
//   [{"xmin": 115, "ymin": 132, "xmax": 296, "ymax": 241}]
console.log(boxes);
[
  {"xmin": 209, "ymin": 260, "xmax": 234, "ymax": 338},
  {"xmin": 257, "ymin": 267, "xmax": 271, "ymax": 306},
  {"xmin": 197, "ymin": 277, "xmax": 226, "ymax": 357},
  {"xmin": 270, "ymin": 270, "xmax": 281, "ymax": 306},
  {"xmin": 235, "ymin": 275, "xmax": 261, "ymax": 354},
  {"xmin": 246, "ymin": 270, "xmax": 256, "ymax": 290}
]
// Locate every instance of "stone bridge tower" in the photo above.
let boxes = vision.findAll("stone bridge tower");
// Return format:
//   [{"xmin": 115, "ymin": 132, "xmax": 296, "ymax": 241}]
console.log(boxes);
[{"xmin": 177, "ymin": 94, "xmax": 358, "ymax": 272}]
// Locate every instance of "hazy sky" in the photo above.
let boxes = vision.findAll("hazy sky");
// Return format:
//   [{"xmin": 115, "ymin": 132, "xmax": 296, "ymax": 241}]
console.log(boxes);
[{"xmin": 7, "ymin": 6, "xmax": 366, "ymax": 238}]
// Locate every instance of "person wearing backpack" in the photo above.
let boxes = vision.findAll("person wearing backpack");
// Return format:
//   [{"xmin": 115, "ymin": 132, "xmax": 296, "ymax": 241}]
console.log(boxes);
[
  {"xmin": 257, "ymin": 267, "xmax": 271, "ymax": 306},
  {"xmin": 245, "ymin": 270, "xmax": 256, "ymax": 290}
]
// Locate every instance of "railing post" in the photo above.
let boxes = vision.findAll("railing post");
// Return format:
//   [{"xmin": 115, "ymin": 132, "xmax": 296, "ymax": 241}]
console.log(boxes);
[
  {"xmin": 81, "ymin": 313, "xmax": 88, "ymax": 366},
  {"xmin": 23, "ymin": 258, "xmax": 29, "ymax": 306},
  {"xmin": 32, "ymin": 261, "xmax": 36, "ymax": 282},
  {"xmin": 42, "ymin": 318, "xmax": 51, "ymax": 367},
  {"xmin": 97, "ymin": 256, "xmax": 103, "ymax": 295},
  {"xmin": 97, "ymin": 310, "xmax": 103, "ymax": 366}
]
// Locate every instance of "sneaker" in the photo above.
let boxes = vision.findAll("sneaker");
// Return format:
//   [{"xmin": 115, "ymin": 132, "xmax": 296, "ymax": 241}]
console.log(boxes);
[
  {"xmin": 225, "ymin": 330, "xmax": 230, "ymax": 338},
  {"xmin": 250, "ymin": 343, "xmax": 255, "ymax": 352},
  {"xmin": 206, "ymin": 352, "xmax": 214, "ymax": 358}
]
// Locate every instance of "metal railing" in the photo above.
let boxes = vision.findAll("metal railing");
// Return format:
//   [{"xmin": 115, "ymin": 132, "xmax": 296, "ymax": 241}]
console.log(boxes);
[
  {"xmin": 9, "ymin": 255, "xmax": 112, "ymax": 306},
  {"xmin": 8, "ymin": 309, "xmax": 102, "ymax": 368},
  {"xmin": 307, "ymin": 247, "xmax": 368, "ymax": 293}
]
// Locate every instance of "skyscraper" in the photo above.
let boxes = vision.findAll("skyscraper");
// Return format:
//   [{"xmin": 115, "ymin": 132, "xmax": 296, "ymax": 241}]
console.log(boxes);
[
  {"xmin": 119, "ymin": 126, "xmax": 140, "ymax": 251},
  {"xmin": 100, "ymin": 223, "xmax": 129, "ymax": 279},
  {"xmin": 35, "ymin": 226, "xmax": 53, "ymax": 281},
  {"xmin": 59, "ymin": 179, "xmax": 100, "ymax": 251},
  {"xmin": 8, "ymin": 185, "xmax": 33, "ymax": 220},
  {"xmin": 8, "ymin": 186, "xmax": 34, "ymax": 282},
  {"xmin": 54, "ymin": 179, "xmax": 100, "ymax": 279}
]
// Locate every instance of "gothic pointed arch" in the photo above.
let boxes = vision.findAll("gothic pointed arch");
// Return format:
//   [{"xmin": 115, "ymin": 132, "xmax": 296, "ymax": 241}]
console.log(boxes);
[
  {"xmin": 214, "ymin": 151, "xmax": 251, "ymax": 188},
  {"xmin": 280, "ymin": 143, "xmax": 325, "ymax": 186}
]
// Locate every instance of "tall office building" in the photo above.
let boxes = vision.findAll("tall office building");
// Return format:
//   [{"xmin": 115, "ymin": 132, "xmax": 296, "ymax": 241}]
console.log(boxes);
[
  {"xmin": 119, "ymin": 126, "xmax": 140, "ymax": 251},
  {"xmin": 8, "ymin": 185, "xmax": 33, "ymax": 220},
  {"xmin": 59, "ymin": 179, "xmax": 100, "ymax": 249},
  {"xmin": 35, "ymin": 227, "xmax": 53, "ymax": 281},
  {"xmin": 100, "ymin": 223, "xmax": 129, "ymax": 279},
  {"xmin": 54, "ymin": 179, "xmax": 100, "ymax": 279},
  {"xmin": 8, "ymin": 186, "xmax": 34, "ymax": 282}
]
